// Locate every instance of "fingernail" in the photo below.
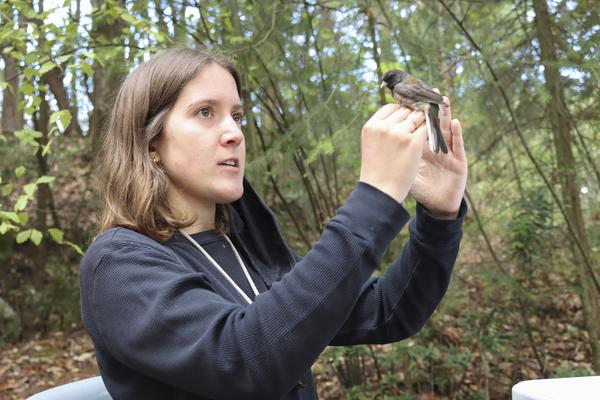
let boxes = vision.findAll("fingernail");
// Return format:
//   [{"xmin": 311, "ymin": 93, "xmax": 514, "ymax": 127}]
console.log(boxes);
[{"xmin": 443, "ymin": 97, "xmax": 450, "ymax": 106}]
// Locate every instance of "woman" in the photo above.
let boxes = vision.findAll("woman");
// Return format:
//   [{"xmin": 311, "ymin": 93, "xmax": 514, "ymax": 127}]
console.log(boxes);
[{"xmin": 80, "ymin": 47, "xmax": 468, "ymax": 399}]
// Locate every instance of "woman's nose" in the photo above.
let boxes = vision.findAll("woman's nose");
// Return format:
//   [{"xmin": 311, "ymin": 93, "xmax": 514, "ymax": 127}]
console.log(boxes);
[{"xmin": 221, "ymin": 118, "xmax": 244, "ymax": 146}]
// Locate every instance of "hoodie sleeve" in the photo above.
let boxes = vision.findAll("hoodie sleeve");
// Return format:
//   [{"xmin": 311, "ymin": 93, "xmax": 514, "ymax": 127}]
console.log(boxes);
[
  {"xmin": 80, "ymin": 182, "xmax": 409, "ymax": 399},
  {"xmin": 329, "ymin": 197, "xmax": 467, "ymax": 345}
]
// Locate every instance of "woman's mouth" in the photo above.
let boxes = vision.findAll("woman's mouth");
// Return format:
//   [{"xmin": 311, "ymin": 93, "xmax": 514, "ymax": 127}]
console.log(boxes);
[{"xmin": 218, "ymin": 158, "xmax": 240, "ymax": 171}]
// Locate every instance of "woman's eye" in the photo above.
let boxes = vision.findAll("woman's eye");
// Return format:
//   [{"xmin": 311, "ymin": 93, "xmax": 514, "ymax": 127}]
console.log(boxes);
[
  {"xmin": 232, "ymin": 112, "xmax": 244, "ymax": 124},
  {"xmin": 197, "ymin": 107, "xmax": 212, "ymax": 118}
]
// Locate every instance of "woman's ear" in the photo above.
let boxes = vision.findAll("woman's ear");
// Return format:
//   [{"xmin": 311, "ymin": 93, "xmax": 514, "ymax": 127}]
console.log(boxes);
[{"xmin": 149, "ymin": 143, "xmax": 161, "ymax": 164}]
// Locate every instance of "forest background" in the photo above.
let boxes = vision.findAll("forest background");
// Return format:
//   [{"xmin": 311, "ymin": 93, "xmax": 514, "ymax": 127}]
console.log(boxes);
[{"xmin": 0, "ymin": 0, "xmax": 598, "ymax": 399}]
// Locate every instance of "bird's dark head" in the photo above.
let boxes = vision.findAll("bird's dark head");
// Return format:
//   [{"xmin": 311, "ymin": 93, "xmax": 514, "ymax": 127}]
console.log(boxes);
[{"xmin": 380, "ymin": 70, "xmax": 408, "ymax": 90}]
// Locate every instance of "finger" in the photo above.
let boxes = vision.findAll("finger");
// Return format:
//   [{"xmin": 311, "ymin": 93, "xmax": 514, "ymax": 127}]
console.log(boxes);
[
  {"xmin": 414, "ymin": 124, "xmax": 428, "ymax": 146},
  {"xmin": 393, "ymin": 110, "xmax": 425, "ymax": 134},
  {"xmin": 432, "ymin": 88, "xmax": 450, "ymax": 106},
  {"xmin": 439, "ymin": 96, "xmax": 452, "ymax": 145},
  {"xmin": 411, "ymin": 124, "xmax": 428, "ymax": 158},
  {"xmin": 368, "ymin": 103, "xmax": 403, "ymax": 122},
  {"xmin": 384, "ymin": 106, "xmax": 413, "ymax": 123},
  {"xmin": 450, "ymin": 119, "xmax": 466, "ymax": 160}
]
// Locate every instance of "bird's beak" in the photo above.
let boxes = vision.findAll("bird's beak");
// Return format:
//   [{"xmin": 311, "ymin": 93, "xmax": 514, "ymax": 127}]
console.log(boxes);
[{"xmin": 379, "ymin": 81, "xmax": 386, "ymax": 89}]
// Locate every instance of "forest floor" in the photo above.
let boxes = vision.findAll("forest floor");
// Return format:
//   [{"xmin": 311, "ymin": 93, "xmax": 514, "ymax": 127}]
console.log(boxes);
[
  {"xmin": 0, "ymin": 314, "xmax": 594, "ymax": 400},
  {"xmin": 0, "ymin": 257, "xmax": 595, "ymax": 399},
  {"xmin": 0, "ymin": 330, "xmax": 98, "ymax": 399}
]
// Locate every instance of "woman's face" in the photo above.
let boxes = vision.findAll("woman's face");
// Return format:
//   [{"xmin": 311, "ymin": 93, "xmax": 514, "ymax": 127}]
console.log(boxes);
[{"xmin": 155, "ymin": 63, "xmax": 245, "ymax": 215}]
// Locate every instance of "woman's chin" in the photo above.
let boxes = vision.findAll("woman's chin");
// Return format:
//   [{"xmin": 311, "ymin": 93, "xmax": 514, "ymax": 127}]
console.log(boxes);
[{"xmin": 216, "ymin": 186, "xmax": 244, "ymax": 204}]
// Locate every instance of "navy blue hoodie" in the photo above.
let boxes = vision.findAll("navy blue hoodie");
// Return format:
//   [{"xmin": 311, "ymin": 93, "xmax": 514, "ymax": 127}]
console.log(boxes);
[{"xmin": 80, "ymin": 180, "xmax": 466, "ymax": 399}]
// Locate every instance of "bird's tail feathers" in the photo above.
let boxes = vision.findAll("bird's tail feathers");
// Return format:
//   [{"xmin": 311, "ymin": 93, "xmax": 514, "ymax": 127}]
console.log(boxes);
[{"xmin": 426, "ymin": 104, "xmax": 448, "ymax": 154}]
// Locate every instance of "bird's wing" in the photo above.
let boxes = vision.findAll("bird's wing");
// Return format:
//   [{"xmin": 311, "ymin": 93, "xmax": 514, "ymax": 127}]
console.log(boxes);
[{"xmin": 393, "ymin": 82, "xmax": 444, "ymax": 104}]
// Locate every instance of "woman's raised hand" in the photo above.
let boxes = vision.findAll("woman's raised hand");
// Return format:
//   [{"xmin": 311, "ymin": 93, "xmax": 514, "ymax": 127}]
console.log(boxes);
[
  {"xmin": 359, "ymin": 104, "xmax": 427, "ymax": 204},
  {"xmin": 410, "ymin": 95, "xmax": 468, "ymax": 218}
]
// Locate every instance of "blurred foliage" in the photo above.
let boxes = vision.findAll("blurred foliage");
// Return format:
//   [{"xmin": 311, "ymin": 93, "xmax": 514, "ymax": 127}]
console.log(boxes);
[{"xmin": 0, "ymin": 0, "xmax": 598, "ymax": 398}]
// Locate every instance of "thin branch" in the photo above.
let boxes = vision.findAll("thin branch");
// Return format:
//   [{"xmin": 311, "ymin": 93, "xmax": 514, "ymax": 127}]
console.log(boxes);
[
  {"xmin": 562, "ymin": 97, "xmax": 600, "ymax": 186},
  {"xmin": 438, "ymin": 0, "xmax": 600, "ymax": 295},
  {"xmin": 272, "ymin": 36, "xmax": 338, "ymax": 216},
  {"xmin": 4, "ymin": 44, "xmax": 147, "ymax": 84},
  {"xmin": 254, "ymin": 120, "xmax": 312, "ymax": 249},
  {"xmin": 248, "ymin": 1, "xmax": 278, "ymax": 50},
  {"xmin": 375, "ymin": 0, "xmax": 412, "ymax": 73},
  {"xmin": 196, "ymin": 2, "xmax": 217, "ymax": 46}
]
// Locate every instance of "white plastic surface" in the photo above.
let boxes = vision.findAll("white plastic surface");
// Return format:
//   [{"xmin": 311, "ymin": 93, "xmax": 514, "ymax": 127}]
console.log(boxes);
[
  {"xmin": 27, "ymin": 376, "xmax": 112, "ymax": 400},
  {"xmin": 512, "ymin": 376, "xmax": 600, "ymax": 400}
]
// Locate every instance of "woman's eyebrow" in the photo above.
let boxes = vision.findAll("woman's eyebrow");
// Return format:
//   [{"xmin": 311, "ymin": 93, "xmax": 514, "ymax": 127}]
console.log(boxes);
[{"xmin": 187, "ymin": 98, "xmax": 243, "ymax": 111}]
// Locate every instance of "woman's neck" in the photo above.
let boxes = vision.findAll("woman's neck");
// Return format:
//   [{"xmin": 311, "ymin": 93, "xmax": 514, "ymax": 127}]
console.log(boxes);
[
  {"xmin": 182, "ymin": 220, "xmax": 216, "ymax": 234},
  {"xmin": 168, "ymin": 187, "xmax": 216, "ymax": 234}
]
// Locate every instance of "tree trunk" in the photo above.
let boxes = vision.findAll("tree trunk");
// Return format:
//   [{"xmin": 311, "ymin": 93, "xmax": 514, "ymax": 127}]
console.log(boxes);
[
  {"xmin": 1, "ymin": 52, "xmax": 22, "ymax": 134},
  {"xmin": 532, "ymin": 0, "xmax": 600, "ymax": 372},
  {"xmin": 29, "ymin": 91, "xmax": 50, "ymax": 296},
  {"xmin": 89, "ymin": 0, "xmax": 127, "ymax": 156},
  {"xmin": 44, "ymin": 66, "xmax": 82, "ymax": 136}
]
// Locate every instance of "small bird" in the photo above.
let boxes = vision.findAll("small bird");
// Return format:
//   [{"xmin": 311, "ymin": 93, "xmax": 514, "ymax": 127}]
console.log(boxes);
[{"xmin": 380, "ymin": 70, "xmax": 448, "ymax": 154}]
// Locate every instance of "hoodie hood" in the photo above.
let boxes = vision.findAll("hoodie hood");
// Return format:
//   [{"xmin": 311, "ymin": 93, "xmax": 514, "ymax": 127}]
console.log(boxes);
[{"xmin": 226, "ymin": 177, "xmax": 297, "ymax": 283}]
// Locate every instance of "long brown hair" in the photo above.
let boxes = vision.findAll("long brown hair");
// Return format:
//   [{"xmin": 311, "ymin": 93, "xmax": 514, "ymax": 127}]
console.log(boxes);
[{"xmin": 96, "ymin": 47, "xmax": 242, "ymax": 242}]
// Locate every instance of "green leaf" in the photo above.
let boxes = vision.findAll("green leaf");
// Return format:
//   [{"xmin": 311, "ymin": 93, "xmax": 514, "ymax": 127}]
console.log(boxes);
[
  {"xmin": 0, "ymin": 222, "xmax": 17, "ymax": 235},
  {"xmin": 15, "ymin": 166, "xmax": 26, "ymax": 177},
  {"xmin": 20, "ymin": 81, "xmax": 35, "ymax": 95},
  {"xmin": 80, "ymin": 59, "xmax": 93, "ymax": 77},
  {"xmin": 2, "ymin": 183, "xmax": 14, "ymax": 196},
  {"xmin": 49, "ymin": 109, "xmax": 71, "ymax": 131},
  {"xmin": 0, "ymin": 133, "xmax": 7, "ymax": 142},
  {"xmin": 23, "ymin": 183, "xmax": 37, "ymax": 197},
  {"xmin": 48, "ymin": 228, "xmax": 64, "ymax": 244},
  {"xmin": 56, "ymin": 54, "xmax": 72, "ymax": 64},
  {"xmin": 31, "ymin": 96, "xmax": 42, "ymax": 108},
  {"xmin": 16, "ymin": 229, "xmax": 31, "ymax": 244},
  {"xmin": 58, "ymin": 111, "xmax": 72, "ymax": 129},
  {"xmin": 65, "ymin": 240, "xmax": 83, "ymax": 255},
  {"xmin": 0, "ymin": 31, "xmax": 10, "ymax": 44},
  {"xmin": 14, "ymin": 129, "xmax": 42, "ymax": 147},
  {"xmin": 230, "ymin": 36, "xmax": 246, "ymax": 44},
  {"xmin": 18, "ymin": 212, "xmax": 29, "ymax": 225},
  {"xmin": 22, "ymin": 6, "xmax": 37, "ymax": 19},
  {"xmin": 223, "ymin": 16, "xmax": 233, "ymax": 32},
  {"xmin": 36, "ymin": 176, "xmax": 55, "ymax": 184},
  {"xmin": 15, "ymin": 195, "xmax": 28, "ymax": 211},
  {"xmin": 120, "ymin": 13, "xmax": 138, "ymax": 25},
  {"xmin": 152, "ymin": 30, "xmax": 167, "ymax": 43},
  {"xmin": 30, "ymin": 229, "xmax": 43, "ymax": 245},
  {"xmin": 0, "ymin": 211, "xmax": 20, "ymax": 224},
  {"xmin": 23, "ymin": 66, "xmax": 36, "ymax": 80},
  {"xmin": 38, "ymin": 61, "xmax": 56, "ymax": 76},
  {"xmin": 82, "ymin": 51, "xmax": 95, "ymax": 60},
  {"xmin": 66, "ymin": 22, "xmax": 78, "ymax": 37}
]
